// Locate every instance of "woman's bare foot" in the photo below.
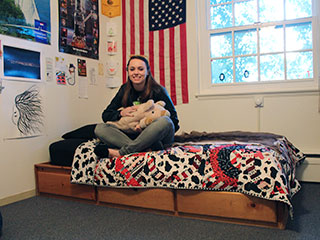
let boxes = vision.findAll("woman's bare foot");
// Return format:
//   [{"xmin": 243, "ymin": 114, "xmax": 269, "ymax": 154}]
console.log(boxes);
[{"xmin": 109, "ymin": 148, "xmax": 121, "ymax": 158}]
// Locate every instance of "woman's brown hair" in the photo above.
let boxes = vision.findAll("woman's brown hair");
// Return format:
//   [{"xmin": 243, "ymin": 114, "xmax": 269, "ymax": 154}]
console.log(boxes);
[{"xmin": 122, "ymin": 55, "xmax": 162, "ymax": 107}]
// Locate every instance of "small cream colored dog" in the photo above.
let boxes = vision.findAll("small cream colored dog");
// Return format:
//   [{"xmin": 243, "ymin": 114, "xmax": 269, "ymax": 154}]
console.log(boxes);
[{"xmin": 107, "ymin": 99, "xmax": 170, "ymax": 134}]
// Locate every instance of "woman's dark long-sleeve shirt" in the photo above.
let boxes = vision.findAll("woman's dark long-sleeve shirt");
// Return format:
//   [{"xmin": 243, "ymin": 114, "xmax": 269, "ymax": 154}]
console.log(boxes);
[{"xmin": 101, "ymin": 82, "xmax": 180, "ymax": 132}]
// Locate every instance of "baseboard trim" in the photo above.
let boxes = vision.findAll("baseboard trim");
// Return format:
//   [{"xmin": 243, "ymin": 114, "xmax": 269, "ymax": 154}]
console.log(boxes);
[
  {"xmin": 297, "ymin": 156, "xmax": 320, "ymax": 183},
  {"xmin": 0, "ymin": 189, "xmax": 36, "ymax": 206}
]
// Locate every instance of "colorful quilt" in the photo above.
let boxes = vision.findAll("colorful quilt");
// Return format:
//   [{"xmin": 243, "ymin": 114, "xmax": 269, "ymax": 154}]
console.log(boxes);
[{"xmin": 71, "ymin": 135, "xmax": 305, "ymax": 215}]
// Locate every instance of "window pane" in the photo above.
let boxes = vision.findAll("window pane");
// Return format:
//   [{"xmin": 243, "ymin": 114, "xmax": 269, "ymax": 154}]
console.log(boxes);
[
  {"xmin": 210, "ymin": 0, "xmax": 230, "ymax": 4},
  {"xmin": 210, "ymin": 32, "xmax": 232, "ymax": 58},
  {"xmin": 234, "ymin": 29, "xmax": 257, "ymax": 55},
  {"xmin": 210, "ymin": 4, "xmax": 232, "ymax": 29},
  {"xmin": 260, "ymin": 54, "xmax": 284, "ymax": 81},
  {"xmin": 260, "ymin": 25, "xmax": 284, "ymax": 53},
  {"xmin": 286, "ymin": 22, "xmax": 312, "ymax": 51},
  {"xmin": 259, "ymin": 0, "xmax": 284, "ymax": 22},
  {"xmin": 206, "ymin": 0, "xmax": 314, "ymax": 86},
  {"xmin": 287, "ymin": 51, "xmax": 313, "ymax": 79},
  {"xmin": 235, "ymin": 0, "xmax": 257, "ymax": 26},
  {"xmin": 235, "ymin": 56, "xmax": 258, "ymax": 83},
  {"xmin": 286, "ymin": 0, "xmax": 312, "ymax": 20},
  {"xmin": 211, "ymin": 58, "xmax": 233, "ymax": 84}
]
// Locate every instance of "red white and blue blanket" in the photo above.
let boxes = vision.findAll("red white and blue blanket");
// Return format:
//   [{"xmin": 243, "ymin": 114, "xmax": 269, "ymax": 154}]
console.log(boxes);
[{"xmin": 70, "ymin": 132, "xmax": 304, "ymax": 215}]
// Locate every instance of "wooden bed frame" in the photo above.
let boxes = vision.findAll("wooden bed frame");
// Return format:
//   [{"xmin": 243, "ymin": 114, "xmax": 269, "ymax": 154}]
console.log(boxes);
[{"xmin": 34, "ymin": 162, "xmax": 288, "ymax": 229}]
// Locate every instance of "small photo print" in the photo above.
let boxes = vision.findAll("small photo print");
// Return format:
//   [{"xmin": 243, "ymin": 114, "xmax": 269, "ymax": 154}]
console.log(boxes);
[{"xmin": 77, "ymin": 59, "xmax": 87, "ymax": 77}]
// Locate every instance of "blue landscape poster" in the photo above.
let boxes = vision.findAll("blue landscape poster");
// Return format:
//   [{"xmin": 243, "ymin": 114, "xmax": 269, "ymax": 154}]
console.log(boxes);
[
  {"xmin": 3, "ymin": 45, "xmax": 41, "ymax": 80},
  {"xmin": 0, "ymin": 0, "xmax": 51, "ymax": 44}
]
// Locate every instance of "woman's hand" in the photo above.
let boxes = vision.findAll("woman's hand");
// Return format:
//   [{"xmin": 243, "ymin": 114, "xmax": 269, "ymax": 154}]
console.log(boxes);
[{"xmin": 120, "ymin": 106, "xmax": 138, "ymax": 117}]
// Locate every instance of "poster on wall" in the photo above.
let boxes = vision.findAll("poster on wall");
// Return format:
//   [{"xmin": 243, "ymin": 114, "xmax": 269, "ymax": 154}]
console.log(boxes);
[
  {"xmin": 77, "ymin": 59, "xmax": 87, "ymax": 76},
  {"xmin": 1, "ymin": 81, "xmax": 45, "ymax": 140},
  {"xmin": 58, "ymin": 0, "xmax": 99, "ymax": 60},
  {"xmin": 0, "ymin": 0, "xmax": 51, "ymax": 44},
  {"xmin": 3, "ymin": 45, "xmax": 41, "ymax": 81}
]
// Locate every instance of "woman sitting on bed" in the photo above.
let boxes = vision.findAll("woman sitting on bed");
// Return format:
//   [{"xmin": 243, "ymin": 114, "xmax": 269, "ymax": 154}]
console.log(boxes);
[{"xmin": 94, "ymin": 55, "xmax": 180, "ymax": 158}]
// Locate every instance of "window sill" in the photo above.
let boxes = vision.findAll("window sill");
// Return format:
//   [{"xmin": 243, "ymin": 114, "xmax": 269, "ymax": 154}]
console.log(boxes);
[
  {"xmin": 197, "ymin": 79, "xmax": 319, "ymax": 98},
  {"xmin": 196, "ymin": 89, "xmax": 319, "ymax": 100}
]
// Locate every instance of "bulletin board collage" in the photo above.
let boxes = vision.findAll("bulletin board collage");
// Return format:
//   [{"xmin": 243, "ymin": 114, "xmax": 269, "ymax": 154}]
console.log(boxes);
[{"xmin": 0, "ymin": 0, "xmax": 121, "ymax": 140}]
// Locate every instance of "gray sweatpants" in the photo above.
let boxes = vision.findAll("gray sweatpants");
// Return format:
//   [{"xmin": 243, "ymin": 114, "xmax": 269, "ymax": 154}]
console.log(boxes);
[{"xmin": 94, "ymin": 116, "xmax": 175, "ymax": 155}]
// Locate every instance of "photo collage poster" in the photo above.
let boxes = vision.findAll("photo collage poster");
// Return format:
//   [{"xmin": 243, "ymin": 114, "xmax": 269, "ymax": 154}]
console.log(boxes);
[{"xmin": 58, "ymin": 0, "xmax": 99, "ymax": 59}]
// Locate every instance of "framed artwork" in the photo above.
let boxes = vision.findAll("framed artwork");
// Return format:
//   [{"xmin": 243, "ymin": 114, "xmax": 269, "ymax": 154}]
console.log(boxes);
[{"xmin": 3, "ymin": 45, "xmax": 41, "ymax": 81}]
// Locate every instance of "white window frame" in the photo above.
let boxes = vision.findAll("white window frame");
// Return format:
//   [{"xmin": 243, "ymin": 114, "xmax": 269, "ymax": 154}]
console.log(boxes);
[{"xmin": 196, "ymin": 0, "xmax": 320, "ymax": 97}]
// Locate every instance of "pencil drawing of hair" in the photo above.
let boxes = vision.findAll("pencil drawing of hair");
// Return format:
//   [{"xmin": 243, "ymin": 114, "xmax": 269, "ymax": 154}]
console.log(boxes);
[{"xmin": 13, "ymin": 85, "xmax": 44, "ymax": 135}]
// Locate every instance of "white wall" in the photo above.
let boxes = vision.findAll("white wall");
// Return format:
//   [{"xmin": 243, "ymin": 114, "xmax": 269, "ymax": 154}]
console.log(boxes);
[
  {"xmin": 1, "ymin": 0, "xmax": 319, "ymax": 204},
  {"xmin": 0, "ymin": 0, "xmax": 122, "ymax": 203}
]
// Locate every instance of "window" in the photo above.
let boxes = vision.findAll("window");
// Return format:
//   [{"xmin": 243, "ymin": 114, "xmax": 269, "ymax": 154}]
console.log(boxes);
[{"xmin": 197, "ymin": 0, "xmax": 319, "ymax": 96}]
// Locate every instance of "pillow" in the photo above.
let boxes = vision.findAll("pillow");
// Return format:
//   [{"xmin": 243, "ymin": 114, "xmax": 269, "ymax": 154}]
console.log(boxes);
[
  {"xmin": 50, "ymin": 139, "xmax": 87, "ymax": 166},
  {"xmin": 62, "ymin": 124, "xmax": 97, "ymax": 140}
]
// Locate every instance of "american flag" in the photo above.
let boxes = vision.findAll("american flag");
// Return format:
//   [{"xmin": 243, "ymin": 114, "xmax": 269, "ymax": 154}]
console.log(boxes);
[{"xmin": 122, "ymin": 0, "xmax": 189, "ymax": 105}]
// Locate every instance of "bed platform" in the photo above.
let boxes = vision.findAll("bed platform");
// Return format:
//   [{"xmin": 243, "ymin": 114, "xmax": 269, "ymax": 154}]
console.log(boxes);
[
  {"xmin": 35, "ymin": 163, "xmax": 96, "ymax": 202},
  {"xmin": 35, "ymin": 162, "xmax": 288, "ymax": 229},
  {"xmin": 36, "ymin": 130, "xmax": 304, "ymax": 229}
]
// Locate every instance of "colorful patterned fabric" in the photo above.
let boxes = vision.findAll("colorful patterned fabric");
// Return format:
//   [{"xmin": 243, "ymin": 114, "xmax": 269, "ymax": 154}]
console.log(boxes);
[{"xmin": 71, "ymin": 137, "xmax": 304, "ymax": 215}]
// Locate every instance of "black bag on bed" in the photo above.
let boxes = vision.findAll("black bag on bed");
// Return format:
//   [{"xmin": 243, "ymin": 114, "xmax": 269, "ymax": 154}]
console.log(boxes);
[
  {"xmin": 49, "ymin": 124, "xmax": 97, "ymax": 166},
  {"xmin": 49, "ymin": 139, "xmax": 88, "ymax": 167}
]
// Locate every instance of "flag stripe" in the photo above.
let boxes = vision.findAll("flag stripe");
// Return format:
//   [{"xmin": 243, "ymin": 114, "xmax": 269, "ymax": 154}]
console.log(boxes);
[
  {"xmin": 169, "ymin": 28, "xmax": 177, "ymax": 105},
  {"xmin": 149, "ymin": 30, "xmax": 154, "ymax": 76},
  {"xmin": 159, "ymin": 30, "xmax": 165, "ymax": 87},
  {"xmin": 180, "ymin": 23, "xmax": 189, "ymax": 104},
  {"xmin": 164, "ymin": 30, "xmax": 171, "ymax": 103},
  {"xmin": 175, "ymin": 26, "xmax": 182, "ymax": 104},
  {"xmin": 139, "ymin": 0, "xmax": 145, "ymax": 56},
  {"xmin": 153, "ymin": 32, "xmax": 160, "ymax": 83},
  {"xmin": 122, "ymin": 0, "xmax": 127, "ymax": 83},
  {"xmin": 130, "ymin": 0, "xmax": 135, "ymax": 55}
]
